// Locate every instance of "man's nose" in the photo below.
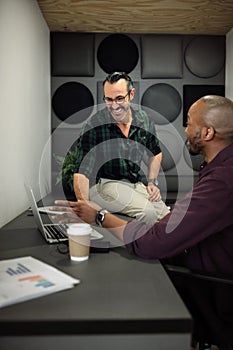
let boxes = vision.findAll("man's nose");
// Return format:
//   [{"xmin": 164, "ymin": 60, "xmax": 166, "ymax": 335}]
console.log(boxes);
[{"xmin": 111, "ymin": 100, "xmax": 120, "ymax": 107}]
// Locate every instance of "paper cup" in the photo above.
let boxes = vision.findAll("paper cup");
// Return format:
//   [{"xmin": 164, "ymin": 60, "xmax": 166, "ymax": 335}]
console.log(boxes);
[{"xmin": 67, "ymin": 223, "xmax": 91, "ymax": 262}]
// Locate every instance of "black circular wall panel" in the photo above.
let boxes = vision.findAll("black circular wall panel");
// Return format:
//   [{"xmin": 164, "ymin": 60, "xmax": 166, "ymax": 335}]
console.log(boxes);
[
  {"xmin": 97, "ymin": 34, "xmax": 139, "ymax": 73},
  {"xmin": 141, "ymin": 83, "xmax": 182, "ymax": 125},
  {"xmin": 52, "ymin": 82, "xmax": 94, "ymax": 124}
]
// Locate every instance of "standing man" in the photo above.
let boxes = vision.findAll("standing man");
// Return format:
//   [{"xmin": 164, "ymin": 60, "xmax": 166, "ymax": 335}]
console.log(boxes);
[{"xmin": 73, "ymin": 71, "xmax": 169, "ymax": 225}]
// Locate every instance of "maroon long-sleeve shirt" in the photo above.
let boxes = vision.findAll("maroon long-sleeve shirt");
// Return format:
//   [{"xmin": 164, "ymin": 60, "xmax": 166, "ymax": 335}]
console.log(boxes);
[{"xmin": 124, "ymin": 143, "xmax": 233, "ymax": 275}]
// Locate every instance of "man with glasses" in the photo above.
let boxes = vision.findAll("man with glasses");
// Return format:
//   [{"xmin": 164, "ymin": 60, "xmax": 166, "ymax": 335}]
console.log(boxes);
[{"xmin": 73, "ymin": 72, "xmax": 170, "ymax": 225}]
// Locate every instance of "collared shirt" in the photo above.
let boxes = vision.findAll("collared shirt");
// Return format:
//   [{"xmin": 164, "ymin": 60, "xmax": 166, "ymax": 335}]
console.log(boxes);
[
  {"xmin": 74, "ymin": 107, "xmax": 161, "ymax": 184},
  {"xmin": 124, "ymin": 143, "xmax": 233, "ymax": 275}
]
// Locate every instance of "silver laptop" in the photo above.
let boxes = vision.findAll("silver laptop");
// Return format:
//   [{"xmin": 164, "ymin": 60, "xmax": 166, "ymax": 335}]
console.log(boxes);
[
  {"xmin": 25, "ymin": 185, "xmax": 103, "ymax": 244},
  {"xmin": 25, "ymin": 185, "xmax": 68, "ymax": 244}
]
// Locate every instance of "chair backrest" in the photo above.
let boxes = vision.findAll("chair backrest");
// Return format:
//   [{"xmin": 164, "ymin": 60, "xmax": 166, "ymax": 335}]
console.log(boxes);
[{"xmin": 165, "ymin": 264, "xmax": 233, "ymax": 349}]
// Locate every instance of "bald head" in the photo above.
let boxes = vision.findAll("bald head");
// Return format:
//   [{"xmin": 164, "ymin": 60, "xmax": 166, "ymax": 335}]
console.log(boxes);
[{"xmin": 198, "ymin": 95, "xmax": 233, "ymax": 144}]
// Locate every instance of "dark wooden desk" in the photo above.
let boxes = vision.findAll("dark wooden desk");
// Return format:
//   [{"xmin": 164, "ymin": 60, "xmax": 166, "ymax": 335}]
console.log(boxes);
[{"xmin": 0, "ymin": 212, "xmax": 192, "ymax": 350}]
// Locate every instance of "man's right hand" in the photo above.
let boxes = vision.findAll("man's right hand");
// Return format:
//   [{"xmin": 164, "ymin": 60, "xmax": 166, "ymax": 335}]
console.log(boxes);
[{"xmin": 50, "ymin": 200, "xmax": 100, "ymax": 225}]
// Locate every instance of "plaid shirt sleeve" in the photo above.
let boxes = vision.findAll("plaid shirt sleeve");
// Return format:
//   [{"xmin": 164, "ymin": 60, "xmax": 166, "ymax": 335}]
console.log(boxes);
[
  {"xmin": 142, "ymin": 112, "xmax": 161, "ymax": 157},
  {"xmin": 147, "ymin": 128, "xmax": 161, "ymax": 156}
]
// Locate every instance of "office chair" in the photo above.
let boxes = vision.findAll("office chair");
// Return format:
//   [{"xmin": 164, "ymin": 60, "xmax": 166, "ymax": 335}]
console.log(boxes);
[{"xmin": 164, "ymin": 264, "xmax": 233, "ymax": 350}]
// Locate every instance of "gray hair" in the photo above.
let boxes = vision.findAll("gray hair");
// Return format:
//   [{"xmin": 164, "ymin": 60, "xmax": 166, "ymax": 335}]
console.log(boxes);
[{"xmin": 201, "ymin": 95, "xmax": 233, "ymax": 143}]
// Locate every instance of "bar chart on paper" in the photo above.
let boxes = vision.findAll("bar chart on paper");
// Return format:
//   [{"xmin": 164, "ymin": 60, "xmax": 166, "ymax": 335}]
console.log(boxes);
[
  {"xmin": 0, "ymin": 256, "xmax": 80, "ymax": 307},
  {"xmin": 19, "ymin": 275, "xmax": 55, "ymax": 288},
  {"xmin": 6, "ymin": 263, "xmax": 31, "ymax": 275},
  {"xmin": 5, "ymin": 261, "xmax": 55, "ymax": 288}
]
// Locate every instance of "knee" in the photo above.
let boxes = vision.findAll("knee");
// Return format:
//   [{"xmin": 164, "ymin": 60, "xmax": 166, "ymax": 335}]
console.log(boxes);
[
  {"xmin": 135, "ymin": 202, "xmax": 170, "ymax": 225},
  {"xmin": 134, "ymin": 207, "xmax": 158, "ymax": 225}
]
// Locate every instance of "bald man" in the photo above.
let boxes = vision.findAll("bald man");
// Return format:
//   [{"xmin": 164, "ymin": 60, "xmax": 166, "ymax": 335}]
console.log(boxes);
[{"xmin": 52, "ymin": 95, "xmax": 233, "ymax": 349}]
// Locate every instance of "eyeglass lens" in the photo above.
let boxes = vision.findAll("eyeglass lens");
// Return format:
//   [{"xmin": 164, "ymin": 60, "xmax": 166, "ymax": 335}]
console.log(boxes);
[{"xmin": 104, "ymin": 92, "xmax": 130, "ymax": 104}]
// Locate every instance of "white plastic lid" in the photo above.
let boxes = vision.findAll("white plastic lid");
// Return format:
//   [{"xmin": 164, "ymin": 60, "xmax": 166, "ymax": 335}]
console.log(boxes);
[{"xmin": 67, "ymin": 223, "xmax": 92, "ymax": 236}]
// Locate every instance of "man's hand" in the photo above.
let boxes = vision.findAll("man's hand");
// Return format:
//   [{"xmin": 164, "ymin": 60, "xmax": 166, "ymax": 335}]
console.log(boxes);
[
  {"xmin": 147, "ymin": 183, "xmax": 161, "ymax": 202},
  {"xmin": 50, "ymin": 200, "xmax": 100, "ymax": 224},
  {"xmin": 50, "ymin": 200, "xmax": 128, "ymax": 242}
]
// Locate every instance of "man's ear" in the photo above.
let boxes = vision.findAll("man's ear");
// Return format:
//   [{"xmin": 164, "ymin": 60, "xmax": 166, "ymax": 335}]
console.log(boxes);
[
  {"xmin": 129, "ymin": 88, "xmax": 136, "ymax": 101},
  {"xmin": 203, "ymin": 126, "xmax": 215, "ymax": 141}
]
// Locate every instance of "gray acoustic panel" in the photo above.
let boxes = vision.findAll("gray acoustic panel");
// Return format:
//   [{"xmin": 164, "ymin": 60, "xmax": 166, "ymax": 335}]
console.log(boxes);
[
  {"xmin": 97, "ymin": 34, "xmax": 139, "ymax": 74},
  {"xmin": 51, "ymin": 33, "xmax": 95, "ymax": 76},
  {"xmin": 52, "ymin": 128, "xmax": 81, "ymax": 157},
  {"xmin": 184, "ymin": 36, "xmax": 225, "ymax": 78},
  {"xmin": 158, "ymin": 129, "xmax": 182, "ymax": 172},
  {"xmin": 141, "ymin": 35, "xmax": 183, "ymax": 78},
  {"xmin": 51, "ymin": 127, "xmax": 82, "ymax": 194},
  {"xmin": 141, "ymin": 83, "xmax": 182, "ymax": 124}
]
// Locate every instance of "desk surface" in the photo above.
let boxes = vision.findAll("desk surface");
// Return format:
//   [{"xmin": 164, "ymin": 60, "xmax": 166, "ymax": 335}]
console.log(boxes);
[{"xmin": 0, "ymin": 211, "xmax": 192, "ymax": 338}]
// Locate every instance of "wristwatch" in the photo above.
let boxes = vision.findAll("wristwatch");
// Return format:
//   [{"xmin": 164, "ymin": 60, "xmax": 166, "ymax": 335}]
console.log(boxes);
[
  {"xmin": 147, "ymin": 178, "xmax": 159, "ymax": 186},
  {"xmin": 95, "ymin": 209, "xmax": 109, "ymax": 227}
]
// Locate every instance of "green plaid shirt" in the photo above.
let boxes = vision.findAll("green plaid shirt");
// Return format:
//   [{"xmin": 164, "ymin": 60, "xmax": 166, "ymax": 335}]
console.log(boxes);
[{"xmin": 74, "ymin": 107, "xmax": 161, "ymax": 184}]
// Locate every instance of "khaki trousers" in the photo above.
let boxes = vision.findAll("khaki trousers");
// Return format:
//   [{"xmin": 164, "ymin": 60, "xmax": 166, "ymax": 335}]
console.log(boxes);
[{"xmin": 90, "ymin": 178, "xmax": 170, "ymax": 226}]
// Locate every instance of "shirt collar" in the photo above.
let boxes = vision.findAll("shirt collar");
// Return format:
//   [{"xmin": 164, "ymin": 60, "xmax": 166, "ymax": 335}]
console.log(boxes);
[
  {"xmin": 200, "ymin": 143, "xmax": 233, "ymax": 172},
  {"xmin": 105, "ymin": 107, "xmax": 145, "ymax": 129}
]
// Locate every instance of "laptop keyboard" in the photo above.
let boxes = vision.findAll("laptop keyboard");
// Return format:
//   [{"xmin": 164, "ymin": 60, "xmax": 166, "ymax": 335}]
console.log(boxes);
[{"xmin": 44, "ymin": 224, "xmax": 68, "ymax": 242}]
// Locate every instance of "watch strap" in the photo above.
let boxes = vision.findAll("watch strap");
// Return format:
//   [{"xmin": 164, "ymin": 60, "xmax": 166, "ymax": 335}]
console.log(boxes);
[{"xmin": 147, "ymin": 178, "xmax": 159, "ymax": 186}]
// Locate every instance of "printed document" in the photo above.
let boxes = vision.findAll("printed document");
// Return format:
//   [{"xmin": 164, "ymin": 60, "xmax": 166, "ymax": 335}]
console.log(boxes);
[{"xmin": 0, "ymin": 256, "xmax": 80, "ymax": 307}]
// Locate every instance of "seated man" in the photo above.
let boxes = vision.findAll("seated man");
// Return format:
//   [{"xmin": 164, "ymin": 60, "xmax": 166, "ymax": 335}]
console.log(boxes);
[
  {"xmin": 73, "ymin": 71, "xmax": 169, "ymax": 226},
  {"xmin": 52, "ymin": 95, "xmax": 233, "ymax": 349}
]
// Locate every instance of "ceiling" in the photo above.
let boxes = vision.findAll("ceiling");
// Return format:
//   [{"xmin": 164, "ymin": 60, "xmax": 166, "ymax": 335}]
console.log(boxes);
[{"xmin": 37, "ymin": 0, "xmax": 233, "ymax": 35}]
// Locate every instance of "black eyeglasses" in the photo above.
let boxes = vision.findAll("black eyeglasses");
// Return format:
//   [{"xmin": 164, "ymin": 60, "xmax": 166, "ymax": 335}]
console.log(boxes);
[{"xmin": 103, "ymin": 91, "xmax": 131, "ymax": 105}]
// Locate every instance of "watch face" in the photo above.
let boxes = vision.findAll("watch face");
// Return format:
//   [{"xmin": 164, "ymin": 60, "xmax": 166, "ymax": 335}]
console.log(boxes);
[
  {"xmin": 96, "ymin": 209, "xmax": 108, "ymax": 226},
  {"xmin": 99, "ymin": 212, "xmax": 105, "ymax": 222}
]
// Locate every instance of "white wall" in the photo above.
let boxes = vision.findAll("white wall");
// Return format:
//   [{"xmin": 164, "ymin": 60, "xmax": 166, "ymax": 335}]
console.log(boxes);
[
  {"xmin": 226, "ymin": 28, "xmax": 233, "ymax": 100},
  {"xmin": 0, "ymin": 0, "xmax": 51, "ymax": 228}
]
